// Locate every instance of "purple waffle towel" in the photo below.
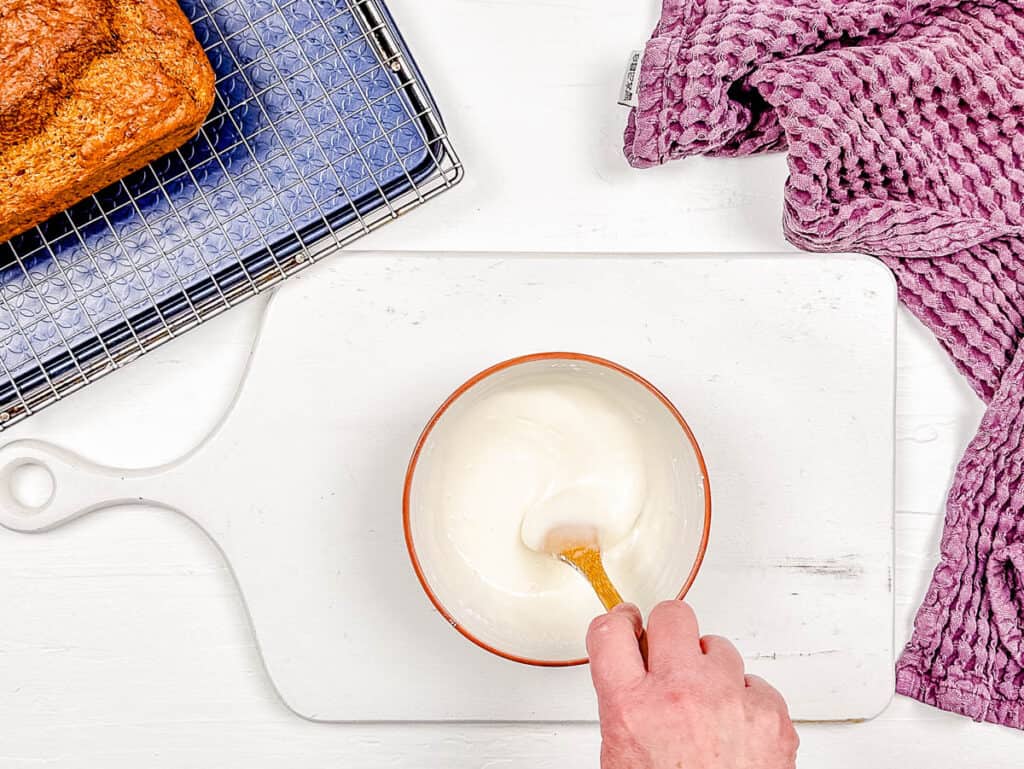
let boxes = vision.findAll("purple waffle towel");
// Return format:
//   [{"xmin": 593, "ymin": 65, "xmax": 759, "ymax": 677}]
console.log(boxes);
[{"xmin": 625, "ymin": 0, "xmax": 1024, "ymax": 728}]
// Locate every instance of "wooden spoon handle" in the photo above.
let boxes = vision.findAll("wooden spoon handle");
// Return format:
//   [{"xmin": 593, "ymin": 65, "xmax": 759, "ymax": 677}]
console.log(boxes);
[
  {"xmin": 590, "ymin": 564, "xmax": 625, "ymax": 611},
  {"xmin": 559, "ymin": 545, "xmax": 624, "ymax": 610},
  {"xmin": 559, "ymin": 545, "xmax": 651, "ymax": 666}
]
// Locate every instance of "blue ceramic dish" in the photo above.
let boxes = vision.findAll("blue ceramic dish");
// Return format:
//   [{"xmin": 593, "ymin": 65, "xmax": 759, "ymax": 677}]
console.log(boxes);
[{"xmin": 0, "ymin": 0, "xmax": 448, "ymax": 415}]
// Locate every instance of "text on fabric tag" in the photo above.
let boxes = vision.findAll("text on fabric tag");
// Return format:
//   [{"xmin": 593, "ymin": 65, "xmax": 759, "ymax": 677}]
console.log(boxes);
[{"xmin": 618, "ymin": 50, "xmax": 642, "ymax": 107}]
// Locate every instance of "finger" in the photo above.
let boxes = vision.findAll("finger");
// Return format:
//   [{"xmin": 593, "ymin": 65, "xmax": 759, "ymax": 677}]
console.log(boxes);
[
  {"xmin": 744, "ymin": 673, "xmax": 770, "ymax": 690},
  {"xmin": 745, "ymin": 675, "xmax": 791, "ymax": 710},
  {"xmin": 587, "ymin": 603, "xmax": 646, "ymax": 692},
  {"xmin": 746, "ymin": 674, "xmax": 796, "ymax": 739},
  {"xmin": 700, "ymin": 634, "xmax": 745, "ymax": 679},
  {"xmin": 645, "ymin": 600, "xmax": 701, "ymax": 675}
]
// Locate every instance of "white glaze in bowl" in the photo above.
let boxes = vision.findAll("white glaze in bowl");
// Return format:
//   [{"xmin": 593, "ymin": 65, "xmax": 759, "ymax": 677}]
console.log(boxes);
[{"xmin": 404, "ymin": 353, "xmax": 711, "ymax": 665}]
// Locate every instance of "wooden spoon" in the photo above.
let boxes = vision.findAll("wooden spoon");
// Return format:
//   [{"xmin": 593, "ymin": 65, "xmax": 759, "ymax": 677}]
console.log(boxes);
[
  {"xmin": 543, "ymin": 526, "xmax": 624, "ymax": 610},
  {"xmin": 542, "ymin": 525, "xmax": 648, "ymax": 662}
]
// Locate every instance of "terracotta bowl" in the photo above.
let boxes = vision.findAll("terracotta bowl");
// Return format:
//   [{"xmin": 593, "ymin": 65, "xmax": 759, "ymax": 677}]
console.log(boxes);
[{"xmin": 403, "ymin": 353, "xmax": 711, "ymax": 666}]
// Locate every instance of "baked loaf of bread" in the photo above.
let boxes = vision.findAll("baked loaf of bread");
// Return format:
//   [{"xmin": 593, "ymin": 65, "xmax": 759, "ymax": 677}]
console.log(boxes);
[{"xmin": 0, "ymin": 0, "xmax": 216, "ymax": 243}]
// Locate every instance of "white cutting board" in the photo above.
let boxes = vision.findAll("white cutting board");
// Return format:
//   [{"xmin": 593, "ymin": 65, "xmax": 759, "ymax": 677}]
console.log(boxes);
[{"xmin": 0, "ymin": 252, "xmax": 895, "ymax": 722}]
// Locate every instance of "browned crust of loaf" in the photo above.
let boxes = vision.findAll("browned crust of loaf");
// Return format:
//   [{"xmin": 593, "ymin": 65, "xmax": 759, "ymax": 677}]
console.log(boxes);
[
  {"xmin": 0, "ymin": 0, "xmax": 117, "ymax": 145},
  {"xmin": 0, "ymin": 0, "xmax": 216, "ymax": 244}
]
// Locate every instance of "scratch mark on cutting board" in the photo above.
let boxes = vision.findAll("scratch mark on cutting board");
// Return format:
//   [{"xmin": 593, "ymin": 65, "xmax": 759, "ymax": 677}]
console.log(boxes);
[
  {"xmin": 773, "ymin": 555, "xmax": 864, "ymax": 580},
  {"xmin": 749, "ymin": 649, "xmax": 842, "ymax": 660}
]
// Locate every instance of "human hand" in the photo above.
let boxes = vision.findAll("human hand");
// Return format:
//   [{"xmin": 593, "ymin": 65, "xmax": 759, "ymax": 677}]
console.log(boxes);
[{"xmin": 587, "ymin": 601, "xmax": 798, "ymax": 769}]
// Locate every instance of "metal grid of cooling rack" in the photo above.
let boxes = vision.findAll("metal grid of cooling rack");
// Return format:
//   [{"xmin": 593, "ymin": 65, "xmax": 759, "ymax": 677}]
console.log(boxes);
[{"xmin": 0, "ymin": 0, "xmax": 461, "ymax": 429}]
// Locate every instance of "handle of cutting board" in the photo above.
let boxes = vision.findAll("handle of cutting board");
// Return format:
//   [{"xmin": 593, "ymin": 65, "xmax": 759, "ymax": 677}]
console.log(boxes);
[{"xmin": 0, "ymin": 440, "xmax": 162, "ymax": 533}]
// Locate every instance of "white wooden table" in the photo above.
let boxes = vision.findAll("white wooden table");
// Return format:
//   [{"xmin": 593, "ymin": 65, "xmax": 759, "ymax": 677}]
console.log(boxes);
[{"xmin": 0, "ymin": 0, "xmax": 1018, "ymax": 765}]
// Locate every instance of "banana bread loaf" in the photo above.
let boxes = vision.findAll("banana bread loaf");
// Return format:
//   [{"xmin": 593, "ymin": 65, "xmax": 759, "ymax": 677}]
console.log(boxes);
[{"xmin": 0, "ymin": 0, "xmax": 216, "ymax": 243}]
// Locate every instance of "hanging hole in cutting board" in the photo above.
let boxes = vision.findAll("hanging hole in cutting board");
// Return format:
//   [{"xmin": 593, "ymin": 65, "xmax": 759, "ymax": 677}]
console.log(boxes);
[{"xmin": 4, "ymin": 461, "xmax": 55, "ymax": 513}]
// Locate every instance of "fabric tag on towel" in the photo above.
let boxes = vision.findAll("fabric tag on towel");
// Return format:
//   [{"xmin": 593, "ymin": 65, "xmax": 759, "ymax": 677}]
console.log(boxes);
[{"xmin": 618, "ymin": 50, "xmax": 642, "ymax": 107}]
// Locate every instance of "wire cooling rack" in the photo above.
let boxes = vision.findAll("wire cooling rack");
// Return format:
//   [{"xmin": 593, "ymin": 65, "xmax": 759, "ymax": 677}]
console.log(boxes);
[{"xmin": 0, "ymin": 0, "xmax": 461, "ymax": 429}]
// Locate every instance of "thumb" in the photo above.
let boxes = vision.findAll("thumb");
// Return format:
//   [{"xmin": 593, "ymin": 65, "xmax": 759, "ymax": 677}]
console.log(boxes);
[{"xmin": 587, "ymin": 603, "xmax": 646, "ymax": 693}]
